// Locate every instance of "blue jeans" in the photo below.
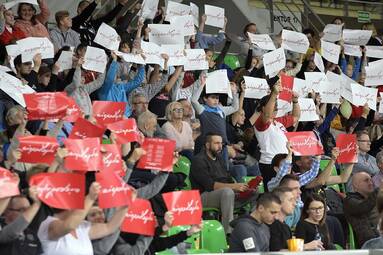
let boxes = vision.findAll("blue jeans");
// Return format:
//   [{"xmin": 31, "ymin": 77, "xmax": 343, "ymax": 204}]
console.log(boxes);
[{"xmin": 229, "ymin": 163, "xmax": 247, "ymax": 182}]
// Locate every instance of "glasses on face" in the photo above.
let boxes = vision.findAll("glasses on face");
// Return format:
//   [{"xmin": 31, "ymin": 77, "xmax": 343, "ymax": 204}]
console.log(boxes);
[
  {"xmin": 173, "ymin": 108, "xmax": 184, "ymax": 113},
  {"xmin": 358, "ymin": 140, "xmax": 371, "ymax": 143},
  {"xmin": 133, "ymin": 101, "xmax": 148, "ymax": 105},
  {"xmin": 309, "ymin": 206, "xmax": 324, "ymax": 213},
  {"xmin": 8, "ymin": 207, "xmax": 28, "ymax": 213},
  {"xmin": 208, "ymin": 95, "xmax": 220, "ymax": 100}
]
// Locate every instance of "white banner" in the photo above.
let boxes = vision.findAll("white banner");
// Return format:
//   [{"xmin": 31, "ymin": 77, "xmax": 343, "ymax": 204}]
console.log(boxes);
[
  {"xmin": 281, "ymin": 30, "xmax": 309, "ymax": 54},
  {"xmin": 366, "ymin": 46, "xmax": 383, "ymax": 59},
  {"xmin": 247, "ymin": 33, "xmax": 276, "ymax": 51},
  {"xmin": 204, "ymin": 4, "xmax": 225, "ymax": 28},
  {"xmin": 322, "ymin": 24, "xmax": 343, "ymax": 42},
  {"xmin": 115, "ymin": 52, "xmax": 145, "ymax": 65},
  {"xmin": 184, "ymin": 49, "xmax": 208, "ymax": 71},
  {"xmin": 365, "ymin": 64, "xmax": 383, "ymax": 87},
  {"xmin": 141, "ymin": 41, "xmax": 164, "ymax": 68},
  {"xmin": 0, "ymin": 66, "xmax": 12, "ymax": 73},
  {"xmin": 318, "ymin": 80, "xmax": 341, "ymax": 104},
  {"xmin": 165, "ymin": 1, "xmax": 191, "ymax": 22},
  {"xmin": 305, "ymin": 72, "xmax": 327, "ymax": 92},
  {"xmin": 206, "ymin": 70, "xmax": 230, "ymax": 96},
  {"xmin": 83, "ymin": 46, "xmax": 107, "ymax": 73},
  {"xmin": 351, "ymin": 83, "xmax": 377, "ymax": 110},
  {"xmin": 342, "ymin": 29, "xmax": 372, "ymax": 45},
  {"xmin": 263, "ymin": 47, "xmax": 286, "ymax": 77},
  {"xmin": 17, "ymin": 37, "xmax": 54, "ymax": 63},
  {"xmin": 190, "ymin": 2, "xmax": 199, "ymax": 27},
  {"xmin": 161, "ymin": 44, "xmax": 186, "ymax": 66},
  {"xmin": 170, "ymin": 15, "xmax": 195, "ymax": 36},
  {"xmin": 298, "ymin": 98, "xmax": 319, "ymax": 122},
  {"xmin": 340, "ymin": 73, "xmax": 354, "ymax": 102},
  {"xmin": 94, "ymin": 23, "xmax": 120, "ymax": 51},
  {"xmin": 321, "ymin": 40, "xmax": 340, "ymax": 64},
  {"xmin": 0, "ymin": 71, "xmax": 35, "ymax": 107},
  {"xmin": 243, "ymin": 76, "xmax": 270, "ymax": 99},
  {"xmin": 140, "ymin": 0, "xmax": 159, "ymax": 20},
  {"xmin": 4, "ymin": 0, "xmax": 38, "ymax": 10},
  {"xmin": 56, "ymin": 51, "xmax": 73, "ymax": 72},
  {"xmin": 276, "ymin": 99, "xmax": 292, "ymax": 118},
  {"xmin": 293, "ymin": 78, "xmax": 312, "ymax": 97},
  {"xmin": 314, "ymin": 52, "xmax": 325, "ymax": 73},
  {"xmin": 148, "ymin": 24, "xmax": 184, "ymax": 45},
  {"xmin": 343, "ymin": 44, "xmax": 362, "ymax": 57}
]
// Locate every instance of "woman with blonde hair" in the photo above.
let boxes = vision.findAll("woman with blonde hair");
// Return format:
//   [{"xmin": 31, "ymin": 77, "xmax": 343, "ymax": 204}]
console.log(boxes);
[{"xmin": 162, "ymin": 102, "xmax": 194, "ymax": 159}]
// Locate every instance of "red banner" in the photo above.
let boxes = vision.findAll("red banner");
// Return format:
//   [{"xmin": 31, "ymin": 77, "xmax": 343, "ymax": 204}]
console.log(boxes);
[
  {"xmin": 29, "ymin": 173, "xmax": 85, "ymax": 209},
  {"xmin": 18, "ymin": 136, "xmax": 59, "ymax": 164},
  {"xmin": 64, "ymin": 138, "xmax": 102, "ymax": 171},
  {"xmin": 279, "ymin": 74, "xmax": 294, "ymax": 102},
  {"xmin": 107, "ymin": 119, "xmax": 141, "ymax": 144},
  {"xmin": 92, "ymin": 101, "xmax": 126, "ymax": 125},
  {"xmin": 162, "ymin": 190, "xmax": 202, "ymax": 226},
  {"xmin": 285, "ymin": 131, "xmax": 323, "ymax": 156},
  {"xmin": 0, "ymin": 167, "xmax": 19, "ymax": 198},
  {"xmin": 69, "ymin": 117, "xmax": 106, "ymax": 139},
  {"xmin": 336, "ymin": 134, "xmax": 358, "ymax": 163},
  {"xmin": 96, "ymin": 171, "xmax": 133, "ymax": 209},
  {"xmin": 121, "ymin": 198, "xmax": 156, "ymax": 236},
  {"xmin": 63, "ymin": 97, "xmax": 82, "ymax": 122},
  {"xmin": 102, "ymin": 144, "xmax": 124, "ymax": 176},
  {"xmin": 24, "ymin": 92, "xmax": 70, "ymax": 120},
  {"xmin": 136, "ymin": 138, "xmax": 176, "ymax": 172}
]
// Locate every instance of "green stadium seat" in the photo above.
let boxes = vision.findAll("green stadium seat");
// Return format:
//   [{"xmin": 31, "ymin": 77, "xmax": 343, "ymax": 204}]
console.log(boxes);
[{"xmin": 200, "ymin": 220, "xmax": 228, "ymax": 253}]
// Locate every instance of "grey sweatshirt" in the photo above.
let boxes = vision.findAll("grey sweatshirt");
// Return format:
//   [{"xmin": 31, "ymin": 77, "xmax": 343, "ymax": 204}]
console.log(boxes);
[
  {"xmin": 0, "ymin": 215, "xmax": 30, "ymax": 243},
  {"xmin": 49, "ymin": 26, "xmax": 81, "ymax": 51}
]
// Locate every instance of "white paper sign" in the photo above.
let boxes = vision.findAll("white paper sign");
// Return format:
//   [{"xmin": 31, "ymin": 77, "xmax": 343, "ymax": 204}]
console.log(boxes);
[
  {"xmin": 204, "ymin": 4, "xmax": 225, "ymax": 28},
  {"xmin": 206, "ymin": 70, "xmax": 230, "ymax": 96},
  {"xmin": 190, "ymin": 2, "xmax": 199, "ymax": 27},
  {"xmin": 140, "ymin": 0, "xmax": 159, "ymax": 20},
  {"xmin": 165, "ymin": 1, "xmax": 191, "ymax": 22},
  {"xmin": 276, "ymin": 99, "xmax": 292, "ymax": 118},
  {"xmin": 281, "ymin": 30, "xmax": 309, "ymax": 54},
  {"xmin": 0, "ymin": 72, "xmax": 35, "ymax": 107},
  {"xmin": 17, "ymin": 37, "xmax": 54, "ymax": 63},
  {"xmin": 56, "ymin": 51, "xmax": 73, "ymax": 72},
  {"xmin": 243, "ymin": 76, "xmax": 270, "ymax": 99},
  {"xmin": 94, "ymin": 23, "xmax": 120, "ymax": 51},
  {"xmin": 339, "ymin": 72, "xmax": 354, "ymax": 102},
  {"xmin": 293, "ymin": 78, "xmax": 312, "ymax": 97},
  {"xmin": 83, "ymin": 46, "xmax": 107, "ymax": 73},
  {"xmin": 184, "ymin": 49, "xmax": 208, "ymax": 71},
  {"xmin": 342, "ymin": 29, "xmax": 372, "ymax": 45},
  {"xmin": 247, "ymin": 33, "xmax": 276, "ymax": 51},
  {"xmin": 5, "ymin": 44, "xmax": 21, "ymax": 73},
  {"xmin": 305, "ymin": 72, "xmax": 327, "ymax": 92},
  {"xmin": 141, "ymin": 41, "xmax": 164, "ymax": 68},
  {"xmin": 170, "ymin": 15, "xmax": 195, "ymax": 36},
  {"xmin": 322, "ymin": 24, "xmax": 343, "ymax": 42},
  {"xmin": 4, "ymin": 0, "xmax": 38, "ymax": 10},
  {"xmin": 318, "ymin": 80, "xmax": 341, "ymax": 104},
  {"xmin": 365, "ymin": 64, "xmax": 383, "ymax": 87},
  {"xmin": 366, "ymin": 46, "xmax": 383, "ymax": 59},
  {"xmin": 116, "ymin": 52, "xmax": 145, "ymax": 65},
  {"xmin": 314, "ymin": 52, "xmax": 325, "ymax": 73},
  {"xmin": 161, "ymin": 44, "xmax": 186, "ymax": 66},
  {"xmin": 379, "ymin": 92, "xmax": 383, "ymax": 113},
  {"xmin": 0, "ymin": 66, "xmax": 12, "ymax": 73},
  {"xmin": 149, "ymin": 24, "xmax": 184, "ymax": 45},
  {"xmin": 368, "ymin": 59, "xmax": 383, "ymax": 67},
  {"xmin": 263, "ymin": 47, "xmax": 286, "ymax": 77},
  {"xmin": 351, "ymin": 83, "xmax": 377, "ymax": 110},
  {"xmin": 343, "ymin": 44, "xmax": 362, "ymax": 57},
  {"xmin": 321, "ymin": 40, "xmax": 340, "ymax": 64},
  {"xmin": 298, "ymin": 98, "xmax": 319, "ymax": 122}
]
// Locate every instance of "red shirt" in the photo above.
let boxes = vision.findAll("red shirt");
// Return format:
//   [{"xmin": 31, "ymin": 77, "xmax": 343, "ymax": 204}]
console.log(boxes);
[{"xmin": 0, "ymin": 26, "xmax": 26, "ymax": 45}]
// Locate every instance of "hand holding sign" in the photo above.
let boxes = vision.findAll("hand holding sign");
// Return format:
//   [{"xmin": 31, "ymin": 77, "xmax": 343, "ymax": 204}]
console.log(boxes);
[
  {"xmin": 285, "ymin": 131, "xmax": 323, "ymax": 156},
  {"xmin": 121, "ymin": 198, "xmax": 156, "ymax": 236},
  {"xmin": 336, "ymin": 134, "xmax": 358, "ymax": 163},
  {"xmin": 0, "ymin": 168, "xmax": 19, "ymax": 199}
]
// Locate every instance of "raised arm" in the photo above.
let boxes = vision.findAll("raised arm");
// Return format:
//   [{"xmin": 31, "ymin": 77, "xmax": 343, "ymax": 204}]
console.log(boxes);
[
  {"xmin": 222, "ymin": 83, "xmax": 239, "ymax": 116},
  {"xmin": 190, "ymin": 74, "xmax": 206, "ymax": 115},
  {"xmin": 326, "ymin": 163, "xmax": 354, "ymax": 185},
  {"xmin": 35, "ymin": 0, "xmax": 50, "ymax": 25},
  {"xmin": 305, "ymin": 149, "xmax": 339, "ymax": 188}
]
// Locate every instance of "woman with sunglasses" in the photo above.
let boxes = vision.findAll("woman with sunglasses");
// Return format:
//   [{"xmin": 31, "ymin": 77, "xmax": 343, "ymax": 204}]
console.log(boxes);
[{"xmin": 295, "ymin": 194, "xmax": 335, "ymax": 250}]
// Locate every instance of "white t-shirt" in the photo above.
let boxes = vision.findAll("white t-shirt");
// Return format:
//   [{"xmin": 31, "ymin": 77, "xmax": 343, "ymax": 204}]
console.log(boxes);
[{"xmin": 38, "ymin": 216, "xmax": 93, "ymax": 255}]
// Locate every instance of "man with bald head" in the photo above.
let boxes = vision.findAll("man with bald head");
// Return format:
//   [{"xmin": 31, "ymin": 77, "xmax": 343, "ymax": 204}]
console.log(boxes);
[{"xmin": 344, "ymin": 172, "xmax": 380, "ymax": 248}]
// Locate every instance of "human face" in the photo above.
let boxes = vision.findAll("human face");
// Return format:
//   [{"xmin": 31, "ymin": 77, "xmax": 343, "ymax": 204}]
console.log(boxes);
[
  {"xmin": 19, "ymin": 62, "xmax": 32, "ymax": 75},
  {"xmin": 4, "ymin": 10, "xmax": 15, "ymax": 26},
  {"xmin": 172, "ymin": 105, "xmax": 184, "ymax": 120},
  {"xmin": 120, "ymin": 43, "xmax": 131, "ymax": 53},
  {"xmin": 284, "ymin": 180, "xmax": 302, "ymax": 200},
  {"xmin": 206, "ymin": 135, "xmax": 223, "ymax": 157},
  {"xmin": 133, "ymin": 96, "xmax": 149, "ymax": 116},
  {"xmin": 260, "ymin": 202, "xmax": 281, "ymax": 225},
  {"xmin": 296, "ymin": 156, "xmax": 313, "ymax": 172},
  {"xmin": 87, "ymin": 206, "xmax": 105, "ymax": 223},
  {"xmin": 233, "ymin": 110, "xmax": 245, "ymax": 125},
  {"xmin": 333, "ymin": 18, "xmax": 342, "ymax": 25},
  {"xmin": 77, "ymin": 1, "xmax": 90, "ymax": 15},
  {"xmin": 307, "ymin": 200, "xmax": 325, "ymax": 223},
  {"xmin": 38, "ymin": 73, "xmax": 51, "ymax": 86},
  {"xmin": 246, "ymin": 24, "xmax": 257, "ymax": 35},
  {"xmin": 8, "ymin": 107, "xmax": 27, "ymax": 126},
  {"xmin": 4, "ymin": 197, "xmax": 30, "ymax": 224},
  {"xmin": 205, "ymin": 94, "xmax": 219, "ymax": 107},
  {"xmin": 180, "ymin": 100, "xmax": 192, "ymax": 119},
  {"xmin": 205, "ymin": 51, "xmax": 213, "ymax": 62},
  {"xmin": 359, "ymin": 72, "xmax": 366, "ymax": 85},
  {"xmin": 60, "ymin": 16, "xmax": 72, "ymax": 29},
  {"xmin": 19, "ymin": 4, "xmax": 35, "ymax": 22},
  {"xmin": 346, "ymin": 64, "xmax": 353, "ymax": 77},
  {"xmin": 357, "ymin": 134, "xmax": 371, "ymax": 153},
  {"xmin": 355, "ymin": 173, "xmax": 374, "ymax": 195},
  {"xmin": 285, "ymin": 61, "xmax": 294, "ymax": 71},
  {"xmin": 281, "ymin": 192, "xmax": 297, "ymax": 215}
]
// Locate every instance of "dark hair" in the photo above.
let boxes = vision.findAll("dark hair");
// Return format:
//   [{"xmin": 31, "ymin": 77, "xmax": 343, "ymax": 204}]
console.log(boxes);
[
  {"xmin": 255, "ymin": 94, "xmax": 272, "ymax": 112},
  {"xmin": 205, "ymin": 132, "xmax": 222, "ymax": 143},
  {"xmin": 302, "ymin": 28, "xmax": 315, "ymax": 37},
  {"xmin": 17, "ymin": 3, "xmax": 37, "ymax": 25},
  {"xmin": 13, "ymin": 55, "xmax": 22, "ymax": 68},
  {"xmin": 54, "ymin": 46, "xmax": 71, "ymax": 62},
  {"xmin": 301, "ymin": 194, "xmax": 327, "ymax": 225},
  {"xmin": 279, "ymin": 174, "xmax": 300, "ymax": 187},
  {"xmin": 272, "ymin": 187, "xmax": 294, "ymax": 200},
  {"xmin": 331, "ymin": 17, "xmax": 343, "ymax": 24},
  {"xmin": 271, "ymin": 153, "xmax": 288, "ymax": 169},
  {"xmin": 243, "ymin": 23, "xmax": 256, "ymax": 37},
  {"xmin": 356, "ymin": 130, "xmax": 369, "ymax": 139},
  {"xmin": 77, "ymin": 0, "xmax": 90, "ymax": 12},
  {"xmin": 256, "ymin": 192, "xmax": 281, "ymax": 208},
  {"xmin": 55, "ymin": 10, "xmax": 70, "ymax": 25}
]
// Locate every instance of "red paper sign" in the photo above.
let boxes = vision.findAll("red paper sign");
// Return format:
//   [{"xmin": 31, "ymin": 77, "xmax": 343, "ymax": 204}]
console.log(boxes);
[
  {"xmin": 280, "ymin": 74, "xmax": 294, "ymax": 102},
  {"xmin": 69, "ymin": 117, "xmax": 106, "ymax": 139},
  {"xmin": 162, "ymin": 190, "xmax": 202, "ymax": 226},
  {"xmin": 0, "ymin": 167, "xmax": 19, "ymax": 198},
  {"xmin": 96, "ymin": 171, "xmax": 133, "ymax": 208},
  {"xmin": 29, "ymin": 173, "xmax": 85, "ymax": 209},
  {"xmin": 107, "ymin": 119, "xmax": 141, "ymax": 144},
  {"xmin": 24, "ymin": 92, "xmax": 70, "ymax": 120},
  {"xmin": 102, "ymin": 144, "xmax": 124, "ymax": 176},
  {"xmin": 63, "ymin": 97, "xmax": 82, "ymax": 122},
  {"xmin": 285, "ymin": 131, "xmax": 323, "ymax": 156},
  {"xmin": 18, "ymin": 136, "xmax": 59, "ymax": 164},
  {"xmin": 64, "ymin": 138, "xmax": 102, "ymax": 171},
  {"xmin": 136, "ymin": 138, "xmax": 176, "ymax": 172},
  {"xmin": 92, "ymin": 101, "xmax": 126, "ymax": 125},
  {"xmin": 336, "ymin": 134, "xmax": 358, "ymax": 163},
  {"xmin": 121, "ymin": 198, "xmax": 156, "ymax": 236}
]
